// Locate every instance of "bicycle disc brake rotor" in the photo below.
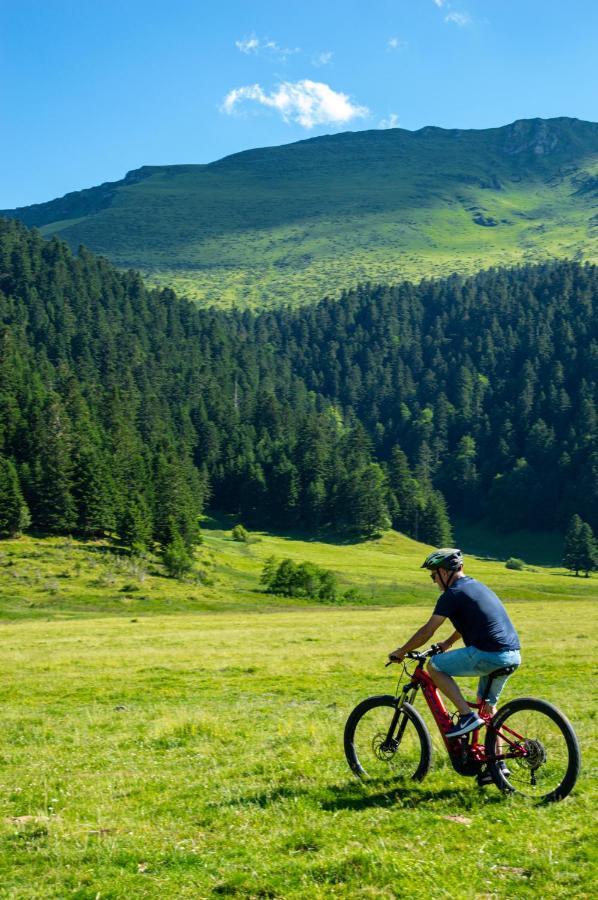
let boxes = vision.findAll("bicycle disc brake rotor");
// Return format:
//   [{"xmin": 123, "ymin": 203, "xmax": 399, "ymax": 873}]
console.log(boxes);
[{"xmin": 372, "ymin": 731, "xmax": 398, "ymax": 761}]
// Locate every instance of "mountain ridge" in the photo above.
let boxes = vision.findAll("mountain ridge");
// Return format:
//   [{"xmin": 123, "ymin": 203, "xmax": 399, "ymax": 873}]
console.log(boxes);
[{"xmin": 2, "ymin": 116, "xmax": 597, "ymax": 306}]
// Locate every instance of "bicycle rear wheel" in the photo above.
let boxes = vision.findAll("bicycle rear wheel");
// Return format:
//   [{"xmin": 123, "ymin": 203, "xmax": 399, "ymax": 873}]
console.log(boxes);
[
  {"xmin": 344, "ymin": 695, "xmax": 432, "ymax": 783},
  {"xmin": 486, "ymin": 697, "xmax": 581, "ymax": 803}
]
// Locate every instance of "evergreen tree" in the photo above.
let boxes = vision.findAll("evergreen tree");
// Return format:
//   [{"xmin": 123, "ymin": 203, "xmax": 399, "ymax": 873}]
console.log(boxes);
[
  {"xmin": 578, "ymin": 522, "xmax": 597, "ymax": 577},
  {"xmin": 72, "ymin": 444, "xmax": 117, "ymax": 536},
  {"xmin": 338, "ymin": 463, "xmax": 391, "ymax": 537},
  {"xmin": 0, "ymin": 456, "xmax": 30, "ymax": 537},
  {"xmin": 563, "ymin": 514, "xmax": 583, "ymax": 576},
  {"xmin": 29, "ymin": 398, "xmax": 77, "ymax": 533},
  {"xmin": 161, "ymin": 518, "xmax": 194, "ymax": 578},
  {"xmin": 420, "ymin": 490, "xmax": 453, "ymax": 546},
  {"xmin": 386, "ymin": 446, "xmax": 420, "ymax": 538},
  {"xmin": 260, "ymin": 555, "xmax": 278, "ymax": 590},
  {"xmin": 119, "ymin": 496, "xmax": 153, "ymax": 554},
  {"xmin": 443, "ymin": 434, "xmax": 479, "ymax": 514}
]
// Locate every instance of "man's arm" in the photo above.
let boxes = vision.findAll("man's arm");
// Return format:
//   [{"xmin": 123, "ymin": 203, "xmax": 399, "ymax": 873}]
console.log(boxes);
[
  {"xmin": 437, "ymin": 630, "xmax": 461, "ymax": 653},
  {"xmin": 388, "ymin": 614, "xmax": 446, "ymax": 662}
]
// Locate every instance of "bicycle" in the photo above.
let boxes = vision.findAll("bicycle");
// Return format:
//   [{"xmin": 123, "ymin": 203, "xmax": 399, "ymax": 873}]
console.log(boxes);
[{"xmin": 344, "ymin": 644, "xmax": 581, "ymax": 803}]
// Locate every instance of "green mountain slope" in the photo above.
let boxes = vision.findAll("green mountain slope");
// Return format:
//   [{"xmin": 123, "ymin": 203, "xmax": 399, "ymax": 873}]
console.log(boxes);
[{"xmin": 3, "ymin": 117, "xmax": 597, "ymax": 306}]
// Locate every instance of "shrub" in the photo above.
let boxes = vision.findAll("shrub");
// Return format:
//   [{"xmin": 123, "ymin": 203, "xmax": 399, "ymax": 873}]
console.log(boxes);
[
  {"xmin": 505, "ymin": 557, "xmax": 525, "ymax": 571},
  {"xmin": 232, "ymin": 524, "xmax": 249, "ymax": 542},
  {"xmin": 260, "ymin": 557, "xmax": 338, "ymax": 601}
]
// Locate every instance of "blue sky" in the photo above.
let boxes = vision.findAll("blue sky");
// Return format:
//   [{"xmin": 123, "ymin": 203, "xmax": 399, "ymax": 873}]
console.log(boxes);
[{"xmin": 1, "ymin": 0, "xmax": 596, "ymax": 207}]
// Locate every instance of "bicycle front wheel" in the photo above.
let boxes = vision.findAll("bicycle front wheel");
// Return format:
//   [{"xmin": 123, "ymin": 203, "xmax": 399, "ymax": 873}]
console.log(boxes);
[
  {"xmin": 486, "ymin": 697, "xmax": 581, "ymax": 803},
  {"xmin": 344, "ymin": 695, "xmax": 432, "ymax": 783}
]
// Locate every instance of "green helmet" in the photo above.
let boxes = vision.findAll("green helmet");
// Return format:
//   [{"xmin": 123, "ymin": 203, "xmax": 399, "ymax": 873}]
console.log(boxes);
[{"xmin": 421, "ymin": 548, "xmax": 463, "ymax": 572}]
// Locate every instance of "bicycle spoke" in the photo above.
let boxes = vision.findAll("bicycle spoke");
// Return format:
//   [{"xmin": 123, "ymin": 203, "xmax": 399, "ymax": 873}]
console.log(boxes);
[
  {"xmin": 491, "ymin": 705, "xmax": 577, "ymax": 801},
  {"xmin": 352, "ymin": 705, "xmax": 423, "ymax": 781}
]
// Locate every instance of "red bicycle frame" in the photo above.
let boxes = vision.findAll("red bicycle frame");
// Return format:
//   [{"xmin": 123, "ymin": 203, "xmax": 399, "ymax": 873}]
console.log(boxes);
[{"xmin": 405, "ymin": 662, "xmax": 527, "ymax": 765}]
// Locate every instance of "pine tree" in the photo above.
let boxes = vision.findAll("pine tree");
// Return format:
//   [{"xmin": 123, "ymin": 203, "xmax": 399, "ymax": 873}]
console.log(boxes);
[
  {"xmin": 119, "ymin": 496, "xmax": 153, "ymax": 554},
  {"xmin": 443, "ymin": 434, "xmax": 479, "ymax": 513},
  {"xmin": 161, "ymin": 518, "xmax": 194, "ymax": 578},
  {"xmin": 578, "ymin": 522, "xmax": 597, "ymax": 577},
  {"xmin": 338, "ymin": 463, "xmax": 391, "ymax": 537},
  {"xmin": 30, "ymin": 398, "xmax": 77, "ymax": 533},
  {"xmin": 72, "ymin": 444, "xmax": 117, "ymax": 536},
  {"xmin": 303, "ymin": 477, "xmax": 326, "ymax": 528},
  {"xmin": 0, "ymin": 456, "xmax": 30, "ymax": 537},
  {"xmin": 387, "ymin": 446, "xmax": 420, "ymax": 538},
  {"xmin": 420, "ymin": 490, "xmax": 453, "ymax": 546},
  {"xmin": 260, "ymin": 555, "xmax": 278, "ymax": 590},
  {"xmin": 563, "ymin": 514, "xmax": 583, "ymax": 576}
]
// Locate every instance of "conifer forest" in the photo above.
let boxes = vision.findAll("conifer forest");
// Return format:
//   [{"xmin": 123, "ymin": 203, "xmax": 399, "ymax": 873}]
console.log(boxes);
[{"xmin": 0, "ymin": 218, "xmax": 596, "ymax": 555}]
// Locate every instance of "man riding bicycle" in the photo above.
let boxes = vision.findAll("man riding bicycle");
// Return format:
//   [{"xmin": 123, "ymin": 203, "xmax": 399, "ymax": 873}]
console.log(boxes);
[{"xmin": 388, "ymin": 548, "xmax": 521, "ymax": 742}]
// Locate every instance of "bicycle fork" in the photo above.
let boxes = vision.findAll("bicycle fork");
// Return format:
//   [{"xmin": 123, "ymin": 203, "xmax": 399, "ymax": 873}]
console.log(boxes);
[{"xmin": 383, "ymin": 685, "xmax": 419, "ymax": 750}]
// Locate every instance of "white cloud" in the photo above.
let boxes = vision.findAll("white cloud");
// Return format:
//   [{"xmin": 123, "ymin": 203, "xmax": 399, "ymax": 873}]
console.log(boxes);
[
  {"xmin": 235, "ymin": 34, "xmax": 300, "ymax": 60},
  {"xmin": 222, "ymin": 80, "xmax": 369, "ymax": 129},
  {"xmin": 433, "ymin": 0, "xmax": 446, "ymax": 6},
  {"xmin": 445, "ymin": 11, "xmax": 472, "ymax": 26},
  {"xmin": 380, "ymin": 113, "xmax": 400, "ymax": 129},
  {"xmin": 236, "ymin": 36, "xmax": 260, "ymax": 54},
  {"xmin": 312, "ymin": 51, "xmax": 333, "ymax": 67},
  {"xmin": 387, "ymin": 37, "xmax": 406, "ymax": 51}
]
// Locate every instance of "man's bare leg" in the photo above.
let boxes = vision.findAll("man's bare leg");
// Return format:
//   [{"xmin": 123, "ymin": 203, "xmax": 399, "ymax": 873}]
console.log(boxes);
[
  {"xmin": 427, "ymin": 664, "xmax": 471, "ymax": 715},
  {"xmin": 478, "ymin": 701, "xmax": 505, "ymax": 763}
]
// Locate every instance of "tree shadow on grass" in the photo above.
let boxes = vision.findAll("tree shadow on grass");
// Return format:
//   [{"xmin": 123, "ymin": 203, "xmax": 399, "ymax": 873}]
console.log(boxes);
[
  {"xmin": 201, "ymin": 511, "xmax": 378, "ymax": 548},
  {"xmin": 211, "ymin": 779, "xmax": 504, "ymax": 813}
]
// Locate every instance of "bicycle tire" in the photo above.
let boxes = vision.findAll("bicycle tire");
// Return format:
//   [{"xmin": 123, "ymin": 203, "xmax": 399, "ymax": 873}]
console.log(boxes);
[
  {"xmin": 344, "ymin": 695, "xmax": 432, "ymax": 783},
  {"xmin": 485, "ymin": 696, "xmax": 581, "ymax": 803}
]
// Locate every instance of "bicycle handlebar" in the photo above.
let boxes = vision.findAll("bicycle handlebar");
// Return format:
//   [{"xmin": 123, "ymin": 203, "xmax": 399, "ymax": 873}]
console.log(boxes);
[{"xmin": 385, "ymin": 643, "xmax": 443, "ymax": 666}]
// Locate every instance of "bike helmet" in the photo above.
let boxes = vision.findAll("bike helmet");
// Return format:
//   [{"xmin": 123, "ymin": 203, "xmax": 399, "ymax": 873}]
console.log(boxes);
[{"xmin": 421, "ymin": 548, "xmax": 463, "ymax": 572}]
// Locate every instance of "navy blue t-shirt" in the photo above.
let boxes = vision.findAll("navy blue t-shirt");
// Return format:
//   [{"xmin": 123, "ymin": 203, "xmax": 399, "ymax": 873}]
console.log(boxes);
[{"xmin": 434, "ymin": 576, "xmax": 520, "ymax": 652}]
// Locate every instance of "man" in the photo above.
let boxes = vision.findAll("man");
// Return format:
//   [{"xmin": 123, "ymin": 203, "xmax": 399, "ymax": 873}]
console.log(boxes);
[{"xmin": 388, "ymin": 548, "xmax": 521, "ymax": 740}]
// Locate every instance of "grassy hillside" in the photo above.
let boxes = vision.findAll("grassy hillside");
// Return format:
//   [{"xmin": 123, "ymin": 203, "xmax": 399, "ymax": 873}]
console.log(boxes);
[
  {"xmin": 3, "ymin": 117, "xmax": 597, "ymax": 307},
  {"xmin": 1, "ymin": 521, "xmax": 595, "ymax": 622}
]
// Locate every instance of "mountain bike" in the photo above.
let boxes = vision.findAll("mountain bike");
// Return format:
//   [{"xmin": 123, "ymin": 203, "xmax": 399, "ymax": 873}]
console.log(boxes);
[{"xmin": 344, "ymin": 645, "xmax": 580, "ymax": 803}]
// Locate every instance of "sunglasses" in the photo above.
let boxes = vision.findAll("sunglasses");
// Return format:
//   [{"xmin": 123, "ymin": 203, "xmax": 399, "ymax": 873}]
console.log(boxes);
[{"xmin": 430, "ymin": 572, "xmax": 437, "ymax": 581}]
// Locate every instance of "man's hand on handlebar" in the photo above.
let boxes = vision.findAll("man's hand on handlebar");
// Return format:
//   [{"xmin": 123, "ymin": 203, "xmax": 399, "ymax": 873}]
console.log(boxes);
[
  {"xmin": 385, "ymin": 643, "xmax": 444, "ymax": 666},
  {"xmin": 435, "ymin": 639, "xmax": 453, "ymax": 654}
]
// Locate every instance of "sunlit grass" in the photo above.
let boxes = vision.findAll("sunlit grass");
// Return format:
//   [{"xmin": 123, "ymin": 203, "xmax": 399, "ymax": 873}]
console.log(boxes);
[
  {"xmin": 0, "ymin": 599, "xmax": 594, "ymax": 897},
  {"xmin": 0, "ymin": 520, "xmax": 595, "ymax": 622}
]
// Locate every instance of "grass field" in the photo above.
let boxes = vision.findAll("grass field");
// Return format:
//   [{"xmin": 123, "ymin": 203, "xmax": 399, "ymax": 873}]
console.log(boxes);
[
  {"xmin": 0, "ymin": 527, "xmax": 595, "ymax": 897},
  {"xmin": 0, "ymin": 603, "xmax": 594, "ymax": 898}
]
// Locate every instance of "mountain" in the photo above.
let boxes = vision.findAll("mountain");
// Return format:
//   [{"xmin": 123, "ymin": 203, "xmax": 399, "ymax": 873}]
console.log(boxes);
[{"xmin": 2, "ymin": 117, "xmax": 597, "ymax": 307}]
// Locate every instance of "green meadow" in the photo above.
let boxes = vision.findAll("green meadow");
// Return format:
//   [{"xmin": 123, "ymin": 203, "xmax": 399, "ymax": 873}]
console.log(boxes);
[
  {"xmin": 0, "ymin": 526, "xmax": 595, "ymax": 897},
  {"xmin": 0, "ymin": 520, "xmax": 595, "ymax": 619}
]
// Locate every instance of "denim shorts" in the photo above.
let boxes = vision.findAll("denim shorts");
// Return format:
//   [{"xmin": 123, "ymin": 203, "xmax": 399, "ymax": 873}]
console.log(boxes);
[{"xmin": 429, "ymin": 646, "xmax": 521, "ymax": 705}]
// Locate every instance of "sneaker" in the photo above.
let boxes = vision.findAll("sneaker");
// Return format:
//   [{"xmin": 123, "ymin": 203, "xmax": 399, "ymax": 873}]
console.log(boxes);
[
  {"xmin": 477, "ymin": 762, "xmax": 511, "ymax": 786},
  {"xmin": 445, "ymin": 711, "xmax": 484, "ymax": 738}
]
